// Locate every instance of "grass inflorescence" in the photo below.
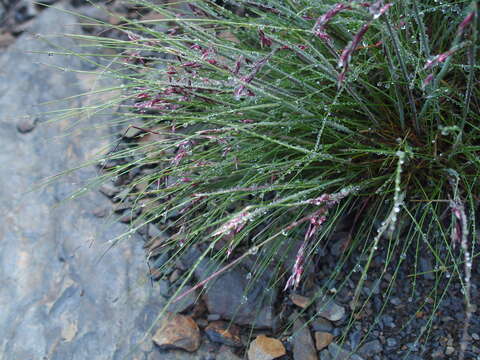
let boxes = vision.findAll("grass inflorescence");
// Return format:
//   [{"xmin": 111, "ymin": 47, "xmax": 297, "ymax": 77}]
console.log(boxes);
[{"xmin": 60, "ymin": 0, "xmax": 478, "ymax": 357}]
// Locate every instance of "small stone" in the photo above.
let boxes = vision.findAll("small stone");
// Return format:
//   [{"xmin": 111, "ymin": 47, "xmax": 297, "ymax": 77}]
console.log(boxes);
[
  {"xmin": 113, "ymin": 187, "xmax": 131, "ymax": 202},
  {"xmin": 112, "ymin": 201, "xmax": 132, "ymax": 213},
  {"xmin": 292, "ymin": 319, "xmax": 317, "ymax": 360},
  {"xmin": 316, "ymin": 292, "xmax": 346, "ymax": 322},
  {"xmin": 196, "ymin": 318, "xmax": 208, "ymax": 328},
  {"xmin": 328, "ymin": 343, "xmax": 364, "ymax": 360},
  {"xmin": 16, "ymin": 118, "xmax": 37, "ymax": 133},
  {"xmin": 152, "ymin": 312, "xmax": 200, "ymax": 352},
  {"xmin": 290, "ymin": 294, "xmax": 313, "ymax": 309},
  {"xmin": 99, "ymin": 183, "xmax": 120, "ymax": 197},
  {"xmin": 207, "ymin": 314, "xmax": 221, "ymax": 321},
  {"xmin": 217, "ymin": 347, "xmax": 242, "ymax": 360},
  {"xmin": 205, "ymin": 321, "xmax": 243, "ymax": 347},
  {"xmin": 472, "ymin": 333, "xmax": 480, "ymax": 341},
  {"xmin": 169, "ymin": 269, "xmax": 181, "ymax": 283},
  {"xmin": 311, "ymin": 318, "xmax": 333, "ymax": 333},
  {"xmin": 389, "ymin": 297, "xmax": 401, "ymax": 306},
  {"xmin": 431, "ymin": 348, "xmax": 444, "ymax": 358},
  {"xmin": 315, "ymin": 332, "xmax": 334, "ymax": 351},
  {"xmin": 92, "ymin": 207, "xmax": 108, "ymax": 218},
  {"xmin": 247, "ymin": 335, "xmax": 286, "ymax": 360},
  {"xmin": 386, "ymin": 338, "xmax": 397, "ymax": 347},
  {"xmin": 358, "ymin": 340, "xmax": 382, "ymax": 357},
  {"xmin": 119, "ymin": 208, "xmax": 141, "ymax": 223},
  {"xmin": 445, "ymin": 346, "xmax": 455, "ymax": 356}
]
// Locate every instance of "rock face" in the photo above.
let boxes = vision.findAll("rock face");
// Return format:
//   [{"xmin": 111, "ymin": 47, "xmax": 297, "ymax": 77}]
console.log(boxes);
[{"xmin": 0, "ymin": 7, "xmax": 205, "ymax": 360}]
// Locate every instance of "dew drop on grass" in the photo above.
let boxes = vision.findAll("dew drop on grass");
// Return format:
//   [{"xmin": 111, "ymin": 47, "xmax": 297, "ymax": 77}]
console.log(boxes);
[{"xmin": 249, "ymin": 246, "xmax": 258, "ymax": 255}]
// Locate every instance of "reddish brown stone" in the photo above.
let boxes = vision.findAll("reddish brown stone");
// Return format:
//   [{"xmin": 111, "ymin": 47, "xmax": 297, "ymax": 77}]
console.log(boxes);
[
  {"xmin": 247, "ymin": 335, "xmax": 286, "ymax": 360},
  {"xmin": 152, "ymin": 312, "xmax": 201, "ymax": 352},
  {"xmin": 314, "ymin": 332, "xmax": 334, "ymax": 351},
  {"xmin": 289, "ymin": 294, "xmax": 312, "ymax": 309},
  {"xmin": 205, "ymin": 321, "xmax": 243, "ymax": 347}
]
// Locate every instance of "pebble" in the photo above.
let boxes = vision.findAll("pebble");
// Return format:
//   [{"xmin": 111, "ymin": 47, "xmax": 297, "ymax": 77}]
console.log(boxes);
[
  {"xmin": 207, "ymin": 314, "xmax": 221, "ymax": 321},
  {"xmin": 99, "ymin": 183, "xmax": 120, "ymax": 197},
  {"xmin": 445, "ymin": 346, "xmax": 455, "ymax": 355},
  {"xmin": 358, "ymin": 340, "xmax": 382, "ymax": 357},
  {"xmin": 292, "ymin": 319, "xmax": 317, "ymax": 360},
  {"xmin": 311, "ymin": 318, "xmax": 333, "ymax": 333},
  {"xmin": 112, "ymin": 201, "xmax": 132, "ymax": 213},
  {"xmin": 316, "ymin": 292, "xmax": 346, "ymax": 322},
  {"xmin": 290, "ymin": 294, "xmax": 313, "ymax": 309},
  {"xmin": 205, "ymin": 321, "xmax": 243, "ymax": 347},
  {"xmin": 386, "ymin": 338, "xmax": 398, "ymax": 348},
  {"xmin": 92, "ymin": 206, "xmax": 108, "ymax": 218},
  {"xmin": 315, "ymin": 332, "xmax": 334, "ymax": 351},
  {"xmin": 16, "ymin": 117, "xmax": 37, "ymax": 133},
  {"xmin": 247, "ymin": 335, "xmax": 286, "ymax": 360},
  {"xmin": 389, "ymin": 297, "xmax": 402, "ymax": 306},
  {"xmin": 216, "ymin": 347, "xmax": 242, "ymax": 360},
  {"xmin": 327, "ymin": 343, "xmax": 364, "ymax": 360},
  {"xmin": 152, "ymin": 312, "xmax": 201, "ymax": 352}
]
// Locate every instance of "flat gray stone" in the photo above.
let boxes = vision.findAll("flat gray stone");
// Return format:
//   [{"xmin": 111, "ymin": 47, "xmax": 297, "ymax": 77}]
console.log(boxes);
[
  {"xmin": 182, "ymin": 248, "xmax": 276, "ymax": 328},
  {"xmin": 0, "ymin": 7, "xmax": 204, "ymax": 360}
]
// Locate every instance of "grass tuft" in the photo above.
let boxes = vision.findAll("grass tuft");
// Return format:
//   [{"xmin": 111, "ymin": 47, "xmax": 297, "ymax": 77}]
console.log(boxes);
[{"xmin": 57, "ymin": 0, "xmax": 479, "ymax": 357}]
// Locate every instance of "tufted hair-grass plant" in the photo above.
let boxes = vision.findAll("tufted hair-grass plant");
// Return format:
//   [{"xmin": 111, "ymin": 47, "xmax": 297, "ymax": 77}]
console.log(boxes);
[{"xmin": 54, "ymin": 0, "xmax": 479, "ymax": 358}]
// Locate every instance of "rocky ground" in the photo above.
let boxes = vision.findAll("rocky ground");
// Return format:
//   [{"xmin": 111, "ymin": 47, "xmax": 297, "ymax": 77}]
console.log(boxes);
[{"xmin": 1, "ymin": 1, "xmax": 479, "ymax": 360}]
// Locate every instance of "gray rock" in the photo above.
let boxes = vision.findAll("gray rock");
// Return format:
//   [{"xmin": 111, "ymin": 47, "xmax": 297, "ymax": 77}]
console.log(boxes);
[
  {"xmin": 0, "ymin": 7, "xmax": 196, "ymax": 360},
  {"xmin": 358, "ymin": 340, "xmax": 382, "ymax": 358},
  {"xmin": 311, "ymin": 317, "xmax": 334, "ymax": 333},
  {"xmin": 167, "ymin": 285, "xmax": 198, "ymax": 313},
  {"xmin": 328, "ymin": 343, "xmax": 364, "ymax": 360},
  {"xmin": 419, "ymin": 257, "xmax": 435, "ymax": 280},
  {"xmin": 182, "ymin": 248, "xmax": 276, "ymax": 328},
  {"xmin": 316, "ymin": 291, "xmax": 346, "ymax": 322},
  {"xmin": 99, "ymin": 182, "xmax": 120, "ymax": 197},
  {"xmin": 292, "ymin": 319, "xmax": 317, "ymax": 360},
  {"xmin": 386, "ymin": 338, "xmax": 398, "ymax": 348},
  {"xmin": 216, "ymin": 348, "xmax": 242, "ymax": 360}
]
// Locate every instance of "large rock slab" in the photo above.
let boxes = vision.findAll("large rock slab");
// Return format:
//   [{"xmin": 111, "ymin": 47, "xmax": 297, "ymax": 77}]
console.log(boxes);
[{"xmin": 0, "ymin": 7, "xmax": 205, "ymax": 360}]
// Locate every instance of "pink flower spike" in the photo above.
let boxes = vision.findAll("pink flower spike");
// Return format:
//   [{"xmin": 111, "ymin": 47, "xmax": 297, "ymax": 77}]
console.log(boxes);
[
  {"xmin": 424, "ymin": 50, "xmax": 456, "ymax": 70},
  {"xmin": 283, "ymin": 242, "xmax": 306, "ymax": 291},
  {"xmin": 259, "ymin": 30, "xmax": 273, "ymax": 47},
  {"xmin": 369, "ymin": 1, "xmax": 393, "ymax": 19},
  {"xmin": 127, "ymin": 31, "xmax": 140, "ymax": 42},
  {"xmin": 313, "ymin": 3, "xmax": 351, "ymax": 40},
  {"xmin": 458, "ymin": 11, "xmax": 475, "ymax": 34},
  {"xmin": 423, "ymin": 73, "xmax": 434, "ymax": 87}
]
